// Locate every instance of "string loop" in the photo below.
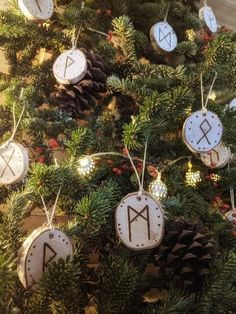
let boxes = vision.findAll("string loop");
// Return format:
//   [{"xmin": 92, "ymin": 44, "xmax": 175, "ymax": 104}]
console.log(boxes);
[
  {"xmin": 164, "ymin": 3, "xmax": 170, "ymax": 22},
  {"xmin": 125, "ymin": 139, "xmax": 148, "ymax": 198},
  {"xmin": 40, "ymin": 188, "xmax": 62, "ymax": 232},
  {"xmin": 200, "ymin": 72, "xmax": 218, "ymax": 112},
  {"xmin": 10, "ymin": 89, "xmax": 26, "ymax": 141}
]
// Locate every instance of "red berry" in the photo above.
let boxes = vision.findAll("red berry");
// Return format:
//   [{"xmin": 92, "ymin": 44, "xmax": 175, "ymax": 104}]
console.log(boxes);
[
  {"xmin": 106, "ymin": 9, "xmax": 112, "ymax": 16},
  {"xmin": 112, "ymin": 167, "xmax": 119, "ymax": 173},
  {"xmin": 116, "ymin": 169, "xmax": 122, "ymax": 175},
  {"xmin": 121, "ymin": 164, "xmax": 130, "ymax": 170},
  {"xmin": 37, "ymin": 156, "xmax": 45, "ymax": 163},
  {"xmin": 49, "ymin": 138, "xmax": 59, "ymax": 149},
  {"xmin": 107, "ymin": 30, "xmax": 113, "ymax": 41},
  {"xmin": 96, "ymin": 9, "xmax": 102, "ymax": 15},
  {"xmin": 35, "ymin": 146, "xmax": 44, "ymax": 153},
  {"xmin": 107, "ymin": 159, "xmax": 114, "ymax": 166},
  {"xmin": 222, "ymin": 204, "xmax": 231, "ymax": 210}
]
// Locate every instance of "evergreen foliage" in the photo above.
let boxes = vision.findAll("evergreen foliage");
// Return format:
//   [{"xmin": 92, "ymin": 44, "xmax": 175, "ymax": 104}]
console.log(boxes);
[{"xmin": 0, "ymin": 0, "xmax": 235, "ymax": 313}]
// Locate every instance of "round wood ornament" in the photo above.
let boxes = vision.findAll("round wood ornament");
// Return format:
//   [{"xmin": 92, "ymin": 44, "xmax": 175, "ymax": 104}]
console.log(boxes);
[
  {"xmin": 150, "ymin": 22, "xmax": 177, "ymax": 53},
  {"xmin": 200, "ymin": 142, "xmax": 231, "ymax": 169},
  {"xmin": 115, "ymin": 192, "xmax": 164, "ymax": 251},
  {"xmin": 18, "ymin": 0, "xmax": 54, "ymax": 22},
  {"xmin": 225, "ymin": 209, "xmax": 236, "ymax": 224},
  {"xmin": 0, "ymin": 141, "xmax": 29, "ymax": 185},
  {"xmin": 199, "ymin": 6, "xmax": 217, "ymax": 33},
  {"xmin": 53, "ymin": 49, "xmax": 87, "ymax": 85},
  {"xmin": 228, "ymin": 98, "xmax": 236, "ymax": 110},
  {"xmin": 18, "ymin": 226, "xmax": 73, "ymax": 290},
  {"xmin": 182, "ymin": 110, "xmax": 223, "ymax": 153}
]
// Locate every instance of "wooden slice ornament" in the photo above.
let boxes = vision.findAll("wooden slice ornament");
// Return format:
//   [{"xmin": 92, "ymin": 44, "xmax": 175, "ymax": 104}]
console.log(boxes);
[
  {"xmin": 182, "ymin": 110, "xmax": 223, "ymax": 153},
  {"xmin": 53, "ymin": 49, "xmax": 87, "ymax": 85},
  {"xmin": 0, "ymin": 141, "xmax": 29, "ymax": 186},
  {"xmin": 199, "ymin": 5, "xmax": 218, "ymax": 33},
  {"xmin": 18, "ymin": 0, "xmax": 54, "ymax": 22},
  {"xmin": 150, "ymin": 21, "xmax": 177, "ymax": 53},
  {"xmin": 228, "ymin": 98, "xmax": 236, "ymax": 110},
  {"xmin": 200, "ymin": 142, "xmax": 231, "ymax": 169},
  {"xmin": 18, "ymin": 226, "xmax": 73, "ymax": 290},
  {"xmin": 115, "ymin": 192, "xmax": 164, "ymax": 251}
]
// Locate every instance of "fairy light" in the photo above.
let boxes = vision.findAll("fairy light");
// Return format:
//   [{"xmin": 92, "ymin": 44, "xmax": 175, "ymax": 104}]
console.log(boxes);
[
  {"xmin": 77, "ymin": 156, "xmax": 96, "ymax": 176},
  {"xmin": 185, "ymin": 161, "xmax": 202, "ymax": 187},
  {"xmin": 149, "ymin": 172, "xmax": 168, "ymax": 201}
]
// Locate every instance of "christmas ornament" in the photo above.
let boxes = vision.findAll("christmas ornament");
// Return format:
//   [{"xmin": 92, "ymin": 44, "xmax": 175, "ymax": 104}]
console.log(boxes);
[
  {"xmin": 54, "ymin": 50, "xmax": 110, "ymax": 118},
  {"xmin": 182, "ymin": 109, "xmax": 223, "ymax": 153},
  {"xmin": 0, "ymin": 141, "xmax": 29, "ymax": 186},
  {"xmin": 150, "ymin": 21, "xmax": 177, "ymax": 53},
  {"xmin": 77, "ymin": 156, "xmax": 95, "ymax": 176},
  {"xmin": 149, "ymin": 173, "xmax": 168, "ymax": 201},
  {"xmin": 18, "ymin": 226, "xmax": 73, "ymax": 290},
  {"xmin": 115, "ymin": 192, "xmax": 164, "ymax": 251},
  {"xmin": 225, "ymin": 209, "xmax": 236, "ymax": 224},
  {"xmin": 200, "ymin": 142, "xmax": 231, "ymax": 169},
  {"xmin": 228, "ymin": 98, "xmax": 236, "ymax": 110},
  {"xmin": 155, "ymin": 219, "xmax": 215, "ymax": 292},
  {"xmin": 199, "ymin": 4, "xmax": 217, "ymax": 33},
  {"xmin": 185, "ymin": 161, "xmax": 201, "ymax": 187},
  {"xmin": 18, "ymin": 0, "xmax": 54, "ymax": 23},
  {"xmin": 53, "ymin": 49, "xmax": 87, "ymax": 85},
  {"xmin": 207, "ymin": 173, "xmax": 221, "ymax": 183}
]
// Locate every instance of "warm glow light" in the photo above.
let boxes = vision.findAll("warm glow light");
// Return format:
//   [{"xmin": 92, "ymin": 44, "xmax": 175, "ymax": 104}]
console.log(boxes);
[
  {"xmin": 77, "ymin": 156, "xmax": 95, "ymax": 176},
  {"xmin": 149, "ymin": 173, "xmax": 168, "ymax": 201},
  {"xmin": 185, "ymin": 161, "xmax": 202, "ymax": 187}
]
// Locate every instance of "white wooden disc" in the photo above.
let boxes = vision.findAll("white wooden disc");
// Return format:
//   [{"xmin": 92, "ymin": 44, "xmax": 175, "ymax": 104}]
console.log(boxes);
[
  {"xmin": 0, "ymin": 141, "xmax": 29, "ymax": 185},
  {"xmin": 115, "ymin": 192, "xmax": 164, "ymax": 251},
  {"xmin": 150, "ymin": 22, "xmax": 178, "ymax": 52},
  {"xmin": 53, "ymin": 49, "xmax": 87, "ymax": 85},
  {"xmin": 229, "ymin": 98, "xmax": 236, "ymax": 110},
  {"xmin": 18, "ymin": 0, "xmax": 54, "ymax": 22},
  {"xmin": 199, "ymin": 6, "xmax": 217, "ymax": 33},
  {"xmin": 182, "ymin": 110, "xmax": 223, "ymax": 153},
  {"xmin": 225, "ymin": 209, "xmax": 236, "ymax": 223},
  {"xmin": 18, "ymin": 227, "xmax": 73, "ymax": 290},
  {"xmin": 200, "ymin": 142, "xmax": 231, "ymax": 169}
]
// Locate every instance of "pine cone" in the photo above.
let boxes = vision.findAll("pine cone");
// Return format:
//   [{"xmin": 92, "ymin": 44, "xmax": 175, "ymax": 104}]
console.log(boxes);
[
  {"xmin": 53, "ymin": 50, "xmax": 110, "ymax": 118},
  {"xmin": 155, "ymin": 220, "xmax": 215, "ymax": 293}
]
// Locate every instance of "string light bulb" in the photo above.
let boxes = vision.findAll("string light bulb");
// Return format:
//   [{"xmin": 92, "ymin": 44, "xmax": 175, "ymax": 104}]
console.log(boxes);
[
  {"xmin": 149, "ymin": 172, "xmax": 168, "ymax": 201},
  {"xmin": 185, "ymin": 160, "xmax": 202, "ymax": 187},
  {"xmin": 77, "ymin": 156, "xmax": 95, "ymax": 176}
]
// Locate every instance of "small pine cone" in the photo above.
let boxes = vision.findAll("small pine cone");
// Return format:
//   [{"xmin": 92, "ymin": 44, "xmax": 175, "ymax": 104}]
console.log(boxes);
[
  {"xmin": 155, "ymin": 220, "xmax": 215, "ymax": 293},
  {"xmin": 53, "ymin": 49, "xmax": 110, "ymax": 118}
]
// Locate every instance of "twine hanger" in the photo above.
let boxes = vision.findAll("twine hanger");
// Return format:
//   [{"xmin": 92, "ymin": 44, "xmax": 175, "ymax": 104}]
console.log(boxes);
[
  {"xmin": 125, "ymin": 139, "xmax": 148, "ymax": 199},
  {"xmin": 10, "ymin": 89, "xmax": 26, "ymax": 141},
  {"xmin": 164, "ymin": 3, "xmax": 170, "ymax": 22},
  {"xmin": 200, "ymin": 72, "xmax": 218, "ymax": 112},
  {"xmin": 40, "ymin": 187, "xmax": 62, "ymax": 232},
  {"xmin": 71, "ymin": 2, "xmax": 85, "ymax": 50}
]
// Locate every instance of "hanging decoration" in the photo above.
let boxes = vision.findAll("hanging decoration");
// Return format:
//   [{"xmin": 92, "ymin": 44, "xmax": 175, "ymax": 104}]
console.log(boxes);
[
  {"xmin": 150, "ymin": 4, "xmax": 177, "ymax": 53},
  {"xmin": 0, "ymin": 102, "xmax": 29, "ymax": 186},
  {"xmin": 18, "ymin": 189, "xmax": 73, "ymax": 290},
  {"xmin": 18, "ymin": 0, "xmax": 54, "ymax": 23},
  {"xmin": 185, "ymin": 160, "xmax": 202, "ymax": 187},
  {"xmin": 53, "ymin": 24, "xmax": 87, "ymax": 85},
  {"xmin": 115, "ymin": 141, "xmax": 164, "ymax": 251},
  {"xmin": 182, "ymin": 73, "xmax": 223, "ymax": 153},
  {"xmin": 200, "ymin": 142, "xmax": 231, "ymax": 169},
  {"xmin": 149, "ymin": 172, "xmax": 168, "ymax": 201},
  {"xmin": 228, "ymin": 98, "xmax": 236, "ymax": 110},
  {"xmin": 199, "ymin": 1, "xmax": 218, "ymax": 33}
]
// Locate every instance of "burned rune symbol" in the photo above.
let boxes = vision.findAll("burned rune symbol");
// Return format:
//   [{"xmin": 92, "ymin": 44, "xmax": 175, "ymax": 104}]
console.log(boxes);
[
  {"xmin": 197, "ymin": 119, "xmax": 212, "ymax": 145},
  {"xmin": 43, "ymin": 243, "xmax": 57, "ymax": 272},
  {"xmin": 35, "ymin": 0, "xmax": 42, "ymax": 12},
  {"xmin": 159, "ymin": 28, "xmax": 171, "ymax": 47},
  {"xmin": 127, "ymin": 205, "xmax": 150, "ymax": 242},
  {"xmin": 63, "ymin": 56, "xmax": 75, "ymax": 78},
  {"xmin": 0, "ymin": 148, "xmax": 16, "ymax": 178}
]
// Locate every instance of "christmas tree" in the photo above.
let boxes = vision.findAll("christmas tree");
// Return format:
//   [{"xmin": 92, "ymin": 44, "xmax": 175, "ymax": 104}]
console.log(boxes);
[{"xmin": 0, "ymin": 0, "xmax": 236, "ymax": 313}]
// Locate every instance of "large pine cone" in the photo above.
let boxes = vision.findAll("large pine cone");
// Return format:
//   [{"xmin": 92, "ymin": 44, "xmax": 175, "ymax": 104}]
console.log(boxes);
[
  {"xmin": 155, "ymin": 220, "xmax": 215, "ymax": 293},
  {"xmin": 53, "ymin": 49, "xmax": 110, "ymax": 118}
]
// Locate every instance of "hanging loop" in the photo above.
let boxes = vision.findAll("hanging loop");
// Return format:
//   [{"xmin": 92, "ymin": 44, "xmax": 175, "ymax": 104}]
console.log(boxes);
[
  {"xmin": 40, "ymin": 187, "xmax": 62, "ymax": 232},
  {"xmin": 200, "ymin": 72, "xmax": 218, "ymax": 112},
  {"xmin": 164, "ymin": 3, "xmax": 170, "ymax": 22},
  {"xmin": 125, "ymin": 139, "xmax": 148, "ymax": 199}
]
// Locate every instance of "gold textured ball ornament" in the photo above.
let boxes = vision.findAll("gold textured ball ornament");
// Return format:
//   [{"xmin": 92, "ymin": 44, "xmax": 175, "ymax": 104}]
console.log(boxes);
[
  {"xmin": 149, "ymin": 173, "xmax": 168, "ymax": 201},
  {"xmin": 185, "ymin": 161, "xmax": 202, "ymax": 187},
  {"xmin": 77, "ymin": 156, "xmax": 96, "ymax": 176}
]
